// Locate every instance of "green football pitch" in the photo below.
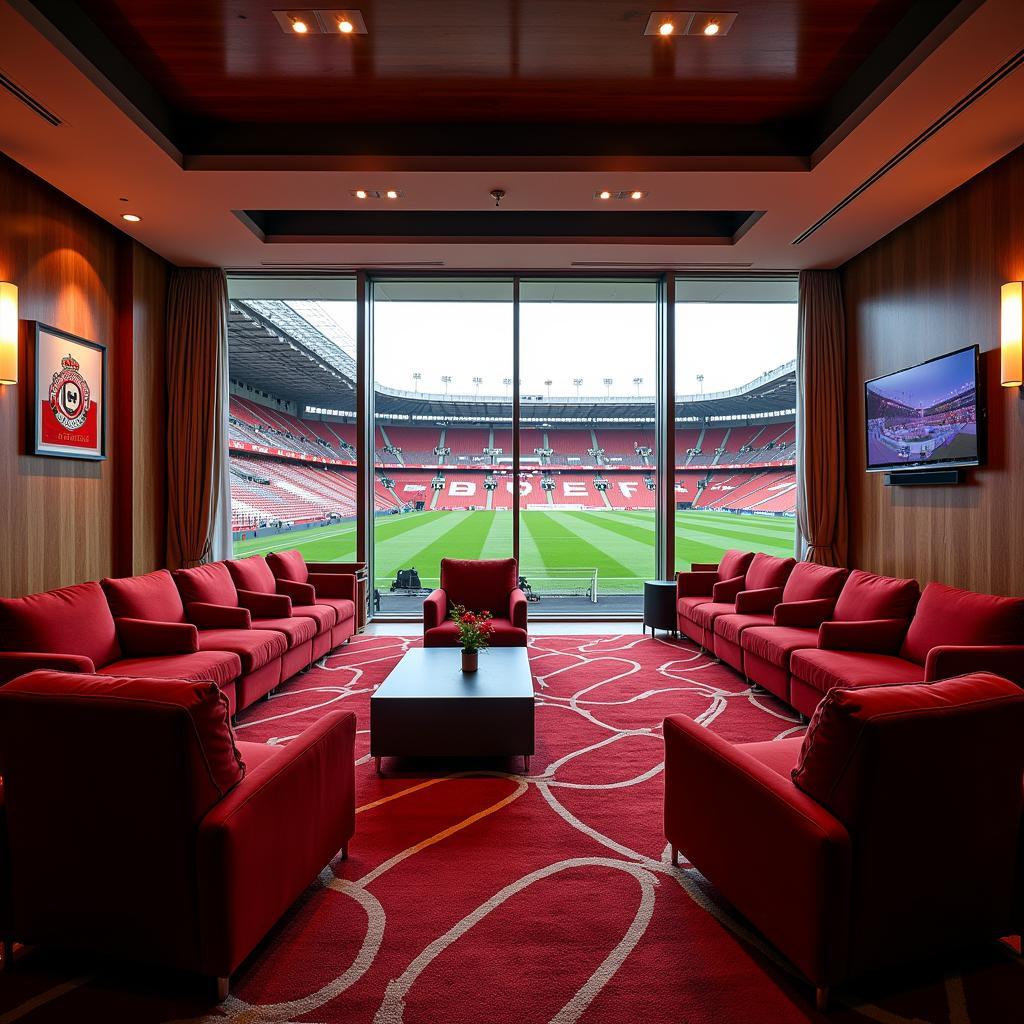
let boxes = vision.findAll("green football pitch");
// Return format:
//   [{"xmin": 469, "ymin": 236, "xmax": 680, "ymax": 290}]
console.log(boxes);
[{"xmin": 233, "ymin": 509, "xmax": 796, "ymax": 596}]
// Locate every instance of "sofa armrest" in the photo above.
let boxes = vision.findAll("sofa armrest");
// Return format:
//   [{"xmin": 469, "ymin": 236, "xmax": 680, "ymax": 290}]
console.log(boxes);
[
  {"xmin": 187, "ymin": 602, "xmax": 252, "ymax": 630},
  {"xmin": 925, "ymin": 645, "xmax": 1024, "ymax": 687},
  {"xmin": 276, "ymin": 578, "xmax": 317, "ymax": 605},
  {"xmin": 817, "ymin": 618, "xmax": 907, "ymax": 654},
  {"xmin": 423, "ymin": 589, "xmax": 447, "ymax": 631},
  {"xmin": 308, "ymin": 572, "xmax": 356, "ymax": 601},
  {"xmin": 0, "ymin": 651, "xmax": 95, "ymax": 685},
  {"xmin": 509, "ymin": 588, "xmax": 528, "ymax": 630},
  {"xmin": 663, "ymin": 715, "xmax": 851, "ymax": 986},
  {"xmin": 735, "ymin": 587, "xmax": 783, "ymax": 614},
  {"xmin": 237, "ymin": 589, "xmax": 292, "ymax": 618},
  {"xmin": 197, "ymin": 710, "xmax": 356, "ymax": 977},
  {"xmin": 677, "ymin": 571, "xmax": 718, "ymax": 598},
  {"xmin": 773, "ymin": 598, "xmax": 835, "ymax": 629},
  {"xmin": 712, "ymin": 575, "xmax": 746, "ymax": 603},
  {"xmin": 115, "ymin": 618, "xmax": 199, "ymax": 656}
]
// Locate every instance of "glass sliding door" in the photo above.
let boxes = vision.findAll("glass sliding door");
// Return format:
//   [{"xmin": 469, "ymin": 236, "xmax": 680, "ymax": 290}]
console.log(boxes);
[
  {"xmin": 371, "ymin": 279, "xmax": 514, "ymax": 613},
  {"xmin": 225, "ymin": 276, "xmax": 359, "ymax": 562},
  {"xmin": 673, "ymin": 276, "xmax": 799, "ymax": 572},
  {"xmin": 518, "ymin": 279, "xmax": 659, "ymax": 613}
]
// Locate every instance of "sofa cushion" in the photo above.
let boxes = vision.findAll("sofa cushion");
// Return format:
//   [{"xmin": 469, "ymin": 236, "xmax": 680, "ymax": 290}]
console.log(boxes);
[
  {"xmin": 0, "ymin": 581, "xmax": 120, "ymax": 670},
  {"xmin": 689, "ymin": 601, "xmax": 736, "ymax": 630},
  {"xmin": 741, "ymin": 625, "xmax": 819, "ymax": 669},
  {"xmin": 290, "ymin": 603, "xmax": 336, "ymax": 633},
  {"xmin": 718, "ymin": 549, "xmax": 754, "ymax": 582},
  {"xmin": 833, "ymin": 569, "xmax": 920, "ymax": 623},
  {"xmin": 745, "ymin": 553, "xmax": 796, "ymax": 592},
  {"xmin": 714, "ymin": 612, "xmax": 773, "ymax": 646},
  {"xmin": 782, "ymin": 563, "xmax": 847, "ymax": 604},
  {"xmin": 738, "ymin": 737, "xmax": 804, "ymax": 780},
  {"xmin": 266, "ymin": 549, "xmax": 309, "ymax": 583},
  {"xmin": 677, "ymin": 595, "xmax": 711, "ymax": 618},
  {"xmin": 440, "ymin": 558, "xmax": 518, "ymax": 615},
  {"xmin": 900, "ymin": 582, "xmax": 1024, "ymax": 666},
  {"xmin": 423, "ymin": 618, "xmax": 527, "ymax": 647},
  {"xmin": 789, "ymin": 648, "xmax": 924, "ymax": 697},
  {"xmin": 101, "ymin": 570, "xmax": 186, "ymax": 623},
  {"xmin": 791, "ymin": 673, "xmax": 1024, "ymax": 830},
  {"xmin": 316, "ymin": 598, "xmax": 355, "ymax": 626},
  {"xmin": 173, "ymin": 562, "xmax": 239, "ymax": 608},
  {"xmin": 226, "ymin": 556, "xmax": 279, "ymax": 595},
  {"xmin": 197, "ymin": 628, "xmax": 287, "ymax": 674},
  {"xmin": 1, "ymin": 670, "xmax": 245, "ymax": 814},
  {"xmin": 99, "ymin": 651, "xmax": 241, "ymax": 688},
  {"xmin": 253, "ymin": 615, "xmax": 317, "ymax": 648}
]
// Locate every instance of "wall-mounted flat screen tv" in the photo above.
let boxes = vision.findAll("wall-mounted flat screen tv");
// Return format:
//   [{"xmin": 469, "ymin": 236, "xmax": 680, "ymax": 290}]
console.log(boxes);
[{"xmin": 864, "ymin": 345, "xmax": 983, "ymax": 472}]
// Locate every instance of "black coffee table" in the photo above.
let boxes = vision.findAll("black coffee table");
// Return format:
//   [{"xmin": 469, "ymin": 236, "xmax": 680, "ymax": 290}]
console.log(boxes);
[{"xmin": 370, "ymin": 648, "xmax": 535, "ymax": 774}]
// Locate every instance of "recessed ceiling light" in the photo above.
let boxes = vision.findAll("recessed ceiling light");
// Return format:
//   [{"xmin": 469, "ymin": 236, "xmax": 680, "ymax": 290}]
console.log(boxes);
[
  {"xmin": 386, "ymin": 190, "xmax": 399, "ymax": 199},
  {"xmin": 291, "ymin": 16, "xmax": 309, "ymax": 33},
  {"xmin": 658, "ymin": 20, "xmax": 674, "ymax": 35},
  {"xmin": 593, "ymin": 190, "xmax": 648, "ymax": 201},
  {"xmin": 687, "ymin": 12, "xmax": 738, "ymax": 36},
  {"xmin": 121, "ymin": 213, "xmax": 141, "ymax": 222},
  {"xmin": 338, "ymin": 17, "xmax": 354, "ymax": 32},
  {"xmin": 630, "ymin": 190, "xmax": 644, "ymax": 200},
  {"xmin": 599, "ymin": 190, "xmax": 612, "ymax": 200},
  {"xmin": 703, "ymin": 20, "xmax": 720, "ymax": 35},
  {"xmin": 355, "ymin": 189, "xmax": 367, "ymax": 199}
]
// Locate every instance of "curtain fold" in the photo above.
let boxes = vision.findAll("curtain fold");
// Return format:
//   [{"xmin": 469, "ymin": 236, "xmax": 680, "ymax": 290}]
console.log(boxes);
[
  {"xmin": 795, "ymin": 270, "xmax": 848, "ymax": 567},
  {"xmin": 166, "ymin": 268, "xmax": 230, "ymax": 569}
]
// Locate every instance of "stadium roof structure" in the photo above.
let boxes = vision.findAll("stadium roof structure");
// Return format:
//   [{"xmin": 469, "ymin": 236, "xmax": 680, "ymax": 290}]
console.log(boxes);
[{"xmin": 228, "ymin": 300, "xmax": 796, "ymax": 424}]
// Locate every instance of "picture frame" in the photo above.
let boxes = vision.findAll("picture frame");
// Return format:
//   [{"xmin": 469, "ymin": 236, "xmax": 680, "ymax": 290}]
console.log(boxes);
[{"xmin": 30, "ymin": 322, "xmax": 107, "ymax": 461}]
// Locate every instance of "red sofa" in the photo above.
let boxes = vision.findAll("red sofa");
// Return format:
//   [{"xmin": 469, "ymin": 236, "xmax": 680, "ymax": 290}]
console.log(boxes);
[
  {"xmin": 712, "ymin": 562, "xmax": 848, "ymax": 676},
  {"xmin": 678, "ymin": 551, "xmax": 795, "ymax": 650},
  {"xmin": 787, "ymin": 581, "xmax": 1024, "ymax": 718},
  {"xmin": 423, "ymin": 558, "xmax": 528, "ymax": 647},
  {"xmin": 739, "ymin": 569, "xmax": 920, "ymax": 710},
  {"xmin": 266, "ymin": 550, "xmax": 358, "ymax": 649},
  {"xmin": 664, "ymin": 672, "xmax": 1024, "ymax": 1008},
  {"xmin": 0, "ymin": 670, "xmax": 355, "ymax": 997},
  {"xmin": 0, "ymin": 581, "xmax": 241, "ymax": 703}
]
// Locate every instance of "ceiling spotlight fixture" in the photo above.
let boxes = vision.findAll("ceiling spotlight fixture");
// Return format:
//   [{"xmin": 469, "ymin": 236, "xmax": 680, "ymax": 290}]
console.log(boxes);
[
  {"xmin": 644, "ymin": 12, "xmax": 737, "ymax": 37},
  {"xmin": 490, "ymin": 189, "xmax": 506, "ymax": 208},
  {"xmin": 121, "ymin": 213, "xmax": 141, "ymax": 222},
  {"xmin": 594, "ymin": 190, "xmax": 648, "ymax": 201},
  {"xmin": 599, "ymin": 190, "xmax": 612, "ymax": 200},
  {"xmin": 385, "ymin": 189, "xmax": 399, "ymax": 199},
  {"xmin": 274, "ymin": 10, "xmax": 368, "ymax": 35},
  {"xmin": 630, "ymin": 190, "xmax": 644, "ymax": 200},
  {"xmin": 659, "ymin": 20, "xmax": 674, "ymax": 35},
  {"xmin": 355, "ymin": 190, "xmax": 367, "ymax": 199},
  {"xmin": 291, "ymin": 16, "xmax": 309, "ymax": 33},
  {"xmin": 349, "ymin": 188, "xmax": 403, "ymax": 199},
  {"xmin": 338, "ymin": 17, "xmax": 354, "ymax": 32},
  {"xmin": 703, "ymin": 19, "xmax": 720, "ymax": 35}
]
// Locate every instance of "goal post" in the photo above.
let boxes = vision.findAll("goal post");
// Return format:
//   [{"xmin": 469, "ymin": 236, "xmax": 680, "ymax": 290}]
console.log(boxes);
[{"xmin": 521, "ymin": 567, "xmax": 599, "ymax": 603}]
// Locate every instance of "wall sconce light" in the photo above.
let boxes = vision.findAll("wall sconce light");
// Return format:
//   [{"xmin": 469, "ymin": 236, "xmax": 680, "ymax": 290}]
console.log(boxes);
[
  {"xmin": 0, "ymin": 282, "xmax": 18, "ymax": 385},
  {"xmin": 1001, "ymin": 281, "xmax": 1023, "ymax": 392}
]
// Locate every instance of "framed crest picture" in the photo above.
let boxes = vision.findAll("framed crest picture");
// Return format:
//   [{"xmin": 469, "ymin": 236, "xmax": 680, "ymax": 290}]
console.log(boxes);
[{"xmin": 31, "ymin": 323, "xmax": 107, "ymax": 460}]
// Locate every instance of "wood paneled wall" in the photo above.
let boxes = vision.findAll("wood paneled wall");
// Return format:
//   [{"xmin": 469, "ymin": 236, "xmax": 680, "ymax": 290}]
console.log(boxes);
[
  {"xmin": 841, "ymin": 143, "xmax": 1024, "ymax": 596},
  {"xmin": 0, "ymin": 155, "xmax": 169, "ymax": 597}
]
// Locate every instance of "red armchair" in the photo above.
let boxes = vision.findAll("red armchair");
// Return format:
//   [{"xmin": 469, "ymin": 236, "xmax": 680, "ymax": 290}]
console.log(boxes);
[
  {"xmin": 712, "ymin": 562, "xmax": 847, "ymax": 676},
  {"xmin": 173, "ymin": 562, "xmax": 318, "ymax": 705},
  {"xmin": 102, "ymin": 569, "xmax": 289, "ymax": 714},
  {"xmin": 788, "ymin": 581, "xmax": 1024, "ymax": 717},
  {"xmin": 664, "ymin": 673, "xmax": 1024, "ymax": 1009},
  {"xmin": 266, "ymin": 549, "xmax": 358, "ymax": 649},
  {"xmin": 0, "ymin": 582, "xmax": 240, "ymax": 703},
  {"xmin": 739, "ymin": 569, "xmax": 920, "ymax": 710},
  {"xmin": 679, "ymin": 551, "xmax": 795, "ymax": 650},
  {"xmin": 227, "ymin": 555, "xmax": 337, "ymax": 660},
  {"xmin": 423, "ymin": 558, "xmax": 528, "ymax": 647},
  {"xmin": 0, "ymin": 670, "xmax": 355, "ymax": 998}
]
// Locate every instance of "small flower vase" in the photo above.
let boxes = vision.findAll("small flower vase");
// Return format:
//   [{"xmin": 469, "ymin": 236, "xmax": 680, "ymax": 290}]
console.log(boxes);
[{"xmin": 461, "ymin": 648, "xmax": 478, "ymax": 673}]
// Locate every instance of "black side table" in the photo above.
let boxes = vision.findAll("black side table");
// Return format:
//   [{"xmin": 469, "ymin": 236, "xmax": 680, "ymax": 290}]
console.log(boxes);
[{"xmin": 643, "ymin": 580, "xmax": 678, "ymax": 638}]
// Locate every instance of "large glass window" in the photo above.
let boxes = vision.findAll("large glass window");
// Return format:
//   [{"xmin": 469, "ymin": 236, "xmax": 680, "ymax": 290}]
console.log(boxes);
[
  {"xmin": 226, "ymin": 277, "xmax": 359, "ymax": 563},
  {"xmin": 673, "ymin": 277, "xmax": 799, "ymax": 572},
  {"xmin": 371, "ymin": 280, "xmax": 514, "ymax": 613},
  {"xmin": 518, "ymin": 280, "xmax": 658, "ymax": 613}
]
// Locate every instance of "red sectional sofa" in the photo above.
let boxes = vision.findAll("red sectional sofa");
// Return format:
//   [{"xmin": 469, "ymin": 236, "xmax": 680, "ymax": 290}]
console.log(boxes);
[
  {"xmin": 678, "ymin": 551, "xmax": 795, "ymax": 650},
  {"xmin": 266, "ymin": 550, "xmax": 358, "ymax": 649},
  {"xmin": 0, "ymin": 551, "xmax": 357, "ymax": 715},
  {"xmin": 664, "ymin": 672, "xmax": 1024, "ymax": 1008},
  {"xmin": 422, "ymin": 557, "xmax": 528, "ymax": 647},
  {"xmin": 0, "ymin": 669, "xmax": 356, "ymax": 998},
  {"xmin": 712, "ymin": 562, "xmax": 848, "ymax": 675}
]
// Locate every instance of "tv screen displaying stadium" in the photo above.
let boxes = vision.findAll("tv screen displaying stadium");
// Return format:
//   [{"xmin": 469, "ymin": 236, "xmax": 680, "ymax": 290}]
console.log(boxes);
[{"xmin": 864, "ymin": 346, "xmax": 982, "ymax": 472}]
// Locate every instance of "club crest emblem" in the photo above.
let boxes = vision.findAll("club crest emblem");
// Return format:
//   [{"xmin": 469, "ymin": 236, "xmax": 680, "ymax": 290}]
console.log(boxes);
[{"xmin": 48, "ymin": 354, "xmax": 91, "ymax": 431}]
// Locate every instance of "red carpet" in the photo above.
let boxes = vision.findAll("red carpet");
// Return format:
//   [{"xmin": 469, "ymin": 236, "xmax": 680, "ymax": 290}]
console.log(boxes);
[{"xmin": 1, "ymin": 634, "xmax": 1020, "ymax": 1023}]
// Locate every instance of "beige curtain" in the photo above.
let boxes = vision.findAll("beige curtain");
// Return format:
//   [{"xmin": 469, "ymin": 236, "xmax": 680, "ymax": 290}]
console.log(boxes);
[
  {"xmin": 166, "ymin": 269, "xmax": 230, "ymax": 569},
  {"xmin": 796, "ymin": 270, "xmax": 848, "ymax": 567}
]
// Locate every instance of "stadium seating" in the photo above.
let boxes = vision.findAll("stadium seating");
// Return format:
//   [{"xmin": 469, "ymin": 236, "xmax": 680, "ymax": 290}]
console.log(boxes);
[
  {"xmin": 0, "ymin": 668, "xmax": 356, "ymax": 999},
  {"xmin": 423, "ymin": 558, "xmax": 528, "ymax": 647},
  {"xmin": 664, "ymin": 672, "xmax": 1024, "ymax": 1009}
]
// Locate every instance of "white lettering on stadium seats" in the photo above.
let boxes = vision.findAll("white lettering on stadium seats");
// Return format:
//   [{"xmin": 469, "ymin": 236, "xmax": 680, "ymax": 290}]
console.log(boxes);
[
  {"xmin": 563, "ymin": 481, "xmax": 588, "ymax": 496},
  {"xmin": 449, "ymin": 481, "xmax": 476, "ymax": 496},
  {"xmin": 618, "ymin": 481, "xmax": 638, "ymax": 497},
  {"xmin": 506, "ymin": 481, "xmax": 533, "ymax": 495}
]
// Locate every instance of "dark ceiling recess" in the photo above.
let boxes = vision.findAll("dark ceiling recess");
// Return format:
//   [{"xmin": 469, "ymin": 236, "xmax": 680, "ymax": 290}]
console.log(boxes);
[
  {"xmin": 235, "ymin": 210, "xmax": 763, "ymax": 245},
  {"xmin": 15, "ymin": 0, "xmax": 970, "ymax": 162}
]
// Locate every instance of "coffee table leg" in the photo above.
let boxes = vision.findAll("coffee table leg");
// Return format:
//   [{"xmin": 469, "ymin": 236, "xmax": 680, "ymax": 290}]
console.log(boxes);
[{"xmin": 375, "ymin": 756, "xmax": 382, "ymax": 775}]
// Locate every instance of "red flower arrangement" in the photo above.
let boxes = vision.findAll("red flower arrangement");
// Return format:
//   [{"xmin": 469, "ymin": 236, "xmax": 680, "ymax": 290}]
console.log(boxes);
[{"xmin": 450, "ymin": 604, "xmax": 494, "ymax": 653}]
